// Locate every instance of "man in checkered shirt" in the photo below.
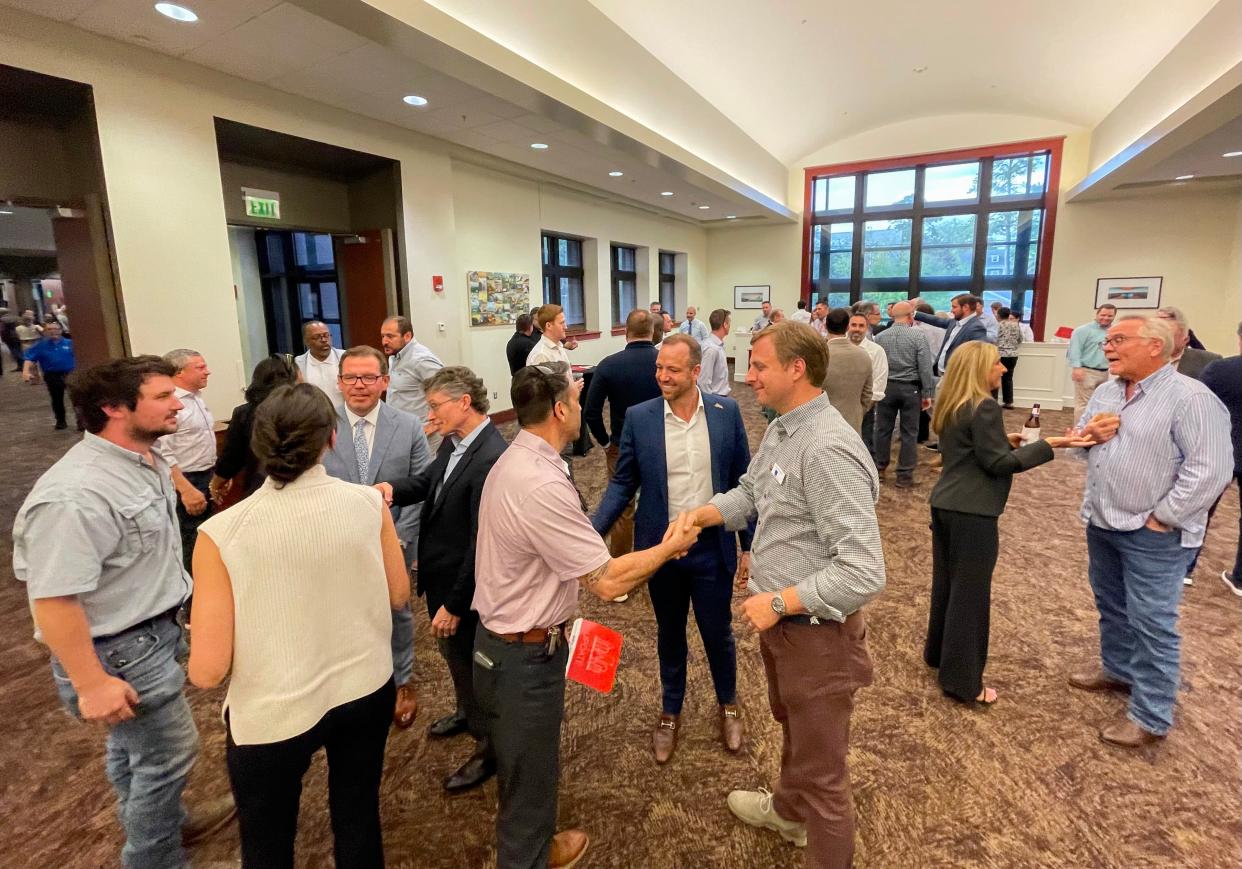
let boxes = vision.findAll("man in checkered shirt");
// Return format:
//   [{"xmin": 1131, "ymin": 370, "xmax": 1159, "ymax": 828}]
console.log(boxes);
[{"xmin": 687, "ymin": 321, "xmax": 885, "ymax": 867}]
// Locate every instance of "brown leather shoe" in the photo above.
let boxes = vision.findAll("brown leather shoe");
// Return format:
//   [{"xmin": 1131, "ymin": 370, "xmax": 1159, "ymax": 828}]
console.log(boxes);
[
  {"xmin": 1068, "ymin": 670, "xmax": 1131, "ymax": 693},
  {"xmin": 652, "ymin": 713, "xmax": 679, "ymax": 764},
  {"xmin": 549, "ymin": 829, "xmax": 589, "ymax": 868},
  {"xmin": 182, "ymin": 793, "xmax": 237, "ymax": 846},
  {"xmin": 393, "ymin": 683, "xmax": 419, "ymax": 729},
  {"xmin": 721, "ymin": 704, "xmax": 743, "ymax": 753},
  {"xmin": 1100, "ymin": 719, "xmax": 1165, "ymax": 748}
]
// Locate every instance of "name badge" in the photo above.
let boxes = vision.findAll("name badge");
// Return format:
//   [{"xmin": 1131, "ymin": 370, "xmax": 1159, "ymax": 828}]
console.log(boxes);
[{"xmin": 771, "ymin": 464, "xmax": 786, "ymax": 485}]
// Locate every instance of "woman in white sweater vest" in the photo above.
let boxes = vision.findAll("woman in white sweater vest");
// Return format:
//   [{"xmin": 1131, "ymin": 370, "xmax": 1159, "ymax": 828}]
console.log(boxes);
[{"xmin": 188, "ymin": 383, "xmax": 410, "ymax": 869}]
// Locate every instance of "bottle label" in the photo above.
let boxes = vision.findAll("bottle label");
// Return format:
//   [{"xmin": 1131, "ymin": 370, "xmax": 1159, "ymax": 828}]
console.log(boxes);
[{"xmin": 1020, "ymin": 425, "xmax": 1040, "ymax": 446}]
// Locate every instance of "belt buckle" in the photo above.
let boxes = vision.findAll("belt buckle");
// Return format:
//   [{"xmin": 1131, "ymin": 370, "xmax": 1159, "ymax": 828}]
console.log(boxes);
[
  {"xmin": 809, "ymin": 616, "xmax": 820, "ymax": 625},
  {"xmin": 546, "ymin": 625, "xmax": 561, "ymax": 655}
]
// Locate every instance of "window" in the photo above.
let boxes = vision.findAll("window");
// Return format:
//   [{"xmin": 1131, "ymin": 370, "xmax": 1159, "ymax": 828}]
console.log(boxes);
[
  {"xmin": 802, "ymin": 139, "xmax": 1061, "ymax": 334},
  {"xmin": 256, "ymin": 230, "xmax": 345, "ymax": 354},
  {"xmin": 611, "ymin": 244, "xmax": 637, "ymax": 327},
  {"xmin": 542, "ymin": 233, "xmax": 585, "ymax": 330},
  {"xmin": 659, "ymin": 251, "xmax": 677, "ymax": 316}
]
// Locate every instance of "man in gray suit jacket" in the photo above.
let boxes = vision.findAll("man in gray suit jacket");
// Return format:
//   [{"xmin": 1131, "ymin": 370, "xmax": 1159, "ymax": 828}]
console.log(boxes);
[
  {"xmin": 1157, "ymin": 306, "xmax": 1222, "ymax": 381},
  {"xmin": 822, "ymin": 308, "xmax": 873, "ymax": 433},
  {"xmin": 322, "ymin": 345, "xmax": 432, "ymax": 729}
]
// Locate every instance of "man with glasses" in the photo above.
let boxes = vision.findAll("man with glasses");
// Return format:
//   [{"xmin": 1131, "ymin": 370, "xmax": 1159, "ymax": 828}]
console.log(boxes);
[
  {"xmin": 322, "ymin": 346, "xmax": 431, "ymax": 730},
  {"xmin": 294, "ymin": 320, "xmax": 344, "ymax": 409},
  {"xmin": 1067, "ymin": 303, "xmax": 1117, "ymax": 419},
  {"xmin": 1069, "ymin": 315, "xmax": 1231, "ymax": 747}
]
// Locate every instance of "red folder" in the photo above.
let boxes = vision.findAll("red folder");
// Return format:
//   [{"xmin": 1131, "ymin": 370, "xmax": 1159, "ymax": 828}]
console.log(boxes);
[
  {"xmin": 1054, "ymin": 325, "xmax": 1074, "ymax": 339},
  {"xmin": 565, "ymin": 618, "xmax": 623, "ymax": 693}
]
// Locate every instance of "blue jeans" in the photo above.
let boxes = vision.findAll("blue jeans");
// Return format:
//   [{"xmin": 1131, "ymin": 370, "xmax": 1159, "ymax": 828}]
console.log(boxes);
[
  {"xmin": 51, "ymin": 614, "xmax": 198, "ymax": 869},
  {"xmin": 1086, "ymin": 524, "xmax": 1186, "ymax": 735},
  {"xmin": 391, "ymin": 603, "xmax": 415, "ymax": 686}
]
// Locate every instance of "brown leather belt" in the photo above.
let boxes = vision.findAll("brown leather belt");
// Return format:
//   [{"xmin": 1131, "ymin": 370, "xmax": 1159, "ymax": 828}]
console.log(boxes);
[{"xmin": 490, "ymin": 621, "xmax": 568, "ymax": 645}]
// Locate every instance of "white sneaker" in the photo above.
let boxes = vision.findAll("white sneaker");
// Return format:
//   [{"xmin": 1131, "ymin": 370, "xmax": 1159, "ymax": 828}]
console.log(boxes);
[
  {"xmin": 1183, "ymin": 576, "xmax": 1194, "ymax": 586},
  {"xmin": 613, "ymin": 594, "xmax": 629, "ymax": 603},
  {"xmin": 1222, "ymin": 571, "xmax": 1242, "ymax": 597},
  {"xmin": 726, "ymin": 788, "xmax": 807, "ymax": 846}
]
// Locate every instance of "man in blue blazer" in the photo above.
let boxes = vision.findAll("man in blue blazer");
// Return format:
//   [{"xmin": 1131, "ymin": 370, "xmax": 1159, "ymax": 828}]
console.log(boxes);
[
  {"xmin": 322, "ymin": 345, "xmax": 432, "ymax": 730},
  {"xmin": 593, "ymin": 333, "xmax": 753, "ymax": 763},
  {"xmin": 912, "ymin": 293, "xmax": 992, "ymax": 376}
]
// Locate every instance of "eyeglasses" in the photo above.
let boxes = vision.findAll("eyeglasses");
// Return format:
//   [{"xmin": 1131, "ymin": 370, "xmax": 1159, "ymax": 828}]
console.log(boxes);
[
  {"xmin": 426, "ymin": 397, "xmax": 461, "ymax": 413},
  {"xmin": 1100, "ymin": 335, "xmax": 1140, "ymax": 348},
  {"xmin": 340, "ymin": 374, "xmax": 383, "ymax": 385}
]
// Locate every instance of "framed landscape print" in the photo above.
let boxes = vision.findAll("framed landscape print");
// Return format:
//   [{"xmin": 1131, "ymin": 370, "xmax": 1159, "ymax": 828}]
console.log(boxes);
[
  {"xmin": 734, "ymin": 285, "xmax": 771, "ymax": 309},
  {"xmin": 1094, "ymin": 276, "xmax": 1162, "ymax": 309}
]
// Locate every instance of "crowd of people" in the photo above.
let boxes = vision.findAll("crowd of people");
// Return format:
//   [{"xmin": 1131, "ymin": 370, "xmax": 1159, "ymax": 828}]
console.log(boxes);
[{"xmin": 9, "ymin": 292, "xmax": 1242, "ymax": 868}]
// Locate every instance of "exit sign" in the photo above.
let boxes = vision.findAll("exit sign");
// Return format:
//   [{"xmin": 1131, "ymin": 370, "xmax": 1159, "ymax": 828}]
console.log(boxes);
[{"xmin": 242, "ymin": 187, "xmax": 280, "ymax": 220}]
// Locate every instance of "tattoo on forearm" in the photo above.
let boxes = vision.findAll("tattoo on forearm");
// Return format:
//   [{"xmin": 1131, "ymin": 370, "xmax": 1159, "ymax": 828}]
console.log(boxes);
[{"xmin": 581, "ymin": 564, "xmax": 608, "ymax": 587}]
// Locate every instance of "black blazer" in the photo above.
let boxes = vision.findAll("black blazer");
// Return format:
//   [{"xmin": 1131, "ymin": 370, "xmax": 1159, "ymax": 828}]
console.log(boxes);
[
  {"xmin": 385, "ymin": 422, "xmax": 508, "ymax": 616},
  {"xmin": 213, "ymin": 402, "xmax": 266, "ymax": 499},
  {"xmin": 930, "ymin": 398, "xmax": 1053, "ymax": 517}
]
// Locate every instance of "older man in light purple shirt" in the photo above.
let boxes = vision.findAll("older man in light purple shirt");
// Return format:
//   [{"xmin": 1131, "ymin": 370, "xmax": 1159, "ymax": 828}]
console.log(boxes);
[{"xmin": 472, "ymin": 361, "xmax": 699, "ymax": 869}]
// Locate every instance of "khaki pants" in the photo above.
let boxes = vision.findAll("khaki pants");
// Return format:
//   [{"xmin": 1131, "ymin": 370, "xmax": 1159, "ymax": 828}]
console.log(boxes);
[
  {"xmin": 1074, "ymin": 368, "xmax": 1109, "ymax": 421},
  {"xmin": 761, "ymin": 612, "xmax": 873, "ymax": 869},
  {"xmin": 604, "ymin": 445, "xmax": 634, "ymax": 557}
]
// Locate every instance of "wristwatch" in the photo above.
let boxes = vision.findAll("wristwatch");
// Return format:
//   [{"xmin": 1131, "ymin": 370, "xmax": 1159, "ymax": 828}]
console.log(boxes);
[{"xmin": 770, "ymin": 593, "xmax": 787, "ymax": 618}]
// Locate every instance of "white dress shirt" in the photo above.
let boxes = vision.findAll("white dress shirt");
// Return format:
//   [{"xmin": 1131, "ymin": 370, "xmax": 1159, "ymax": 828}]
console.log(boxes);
[
  {"xmin": 344, "ymin": 403, "xmax": 382, "ymax": 460},
  {"xmin": 791, "ymin": 309, "xmax": 813, "ymax": 324},
  {"xmin": 303, "ymin": 352, "xmax": 344, "ymax": 408},
  {"xmin": 698, "ymin": 333, "xmax": 731, "ymax": 396},
  {"xmin": 858, "ymin": 338, "xmax": 889, "ymax": 402},
  {"xmin": 664, "ymin": 390, "xmax": 715, "ymax": 521},
  {"xmin": 936, "ymin": 313, "xmax": 977, "ymax": 373},
  {"xmin": 526, "ymin": 335, "xmax": 570, "ymax": 368},
  {"xmin": 1019, "ymin": 322, "xmax": 1035, "ymax": 343},
  {"xmin": 156, "ymin": 387, "xmax": 216, "ymax": 472}
]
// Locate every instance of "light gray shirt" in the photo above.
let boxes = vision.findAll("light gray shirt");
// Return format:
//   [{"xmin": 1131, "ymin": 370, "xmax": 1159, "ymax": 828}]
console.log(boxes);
[
  {"xmin": 711, "ymin": 393, "xmax": 885, "ymax": 621},
  {"xmin": 679, "ymin": 318, "xmax": 709, "ymax": 343},
  {"xmin": 155, "ymin": 387, "xmax": 216, "ymax": 472},
  {"xmin": 1078, "ymin": 364, "xmax": 1232, "ymax": 547},
  {"xmin": 698, "ymin": 333, "xmax": 730, "ymax": 395},
  {"xmin": 13, "ymin": 433, "xmax": 191, "ymax": 639},
  {"xmin": 387, "ymin": 339, "xmax": 444, "ymax": 422},
  {"xmin": 443, "ymin": 418, "xmax": 491, "ymax": 486}
]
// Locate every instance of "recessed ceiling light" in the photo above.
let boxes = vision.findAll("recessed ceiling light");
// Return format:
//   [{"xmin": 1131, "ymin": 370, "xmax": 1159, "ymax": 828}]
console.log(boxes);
[
  {"xmin": 660, "ymin": 191, "xmax": 674, "ymax": 197},
  {"xmin": 402, "ymin": 95, "xmax": 428, "ymax": 106},
  {"xmin": 0, "ymin": 210, "xmax": 12, "ymax": 215},
  {"xmin": 1175, "ymin": 174, "xmax": 1194, "ymax": 180},
  {"xmin": 698, "ymin": 205, "xmax": 710, "ymax": 210},
  {"xmin": 1223, "ymin": 151, "xmax": 1242, "ymax": 158},
  {"xmin": 530, "ymin": 143, "xmax": 549, "ymax": 150},
  {"xmin": 154, "ymin": 3, "xmax": 198, "ymax": 22},
  {"xmin": 608, "ymin": 170, "xmax": 623, "ymax": 177},
  {"xmin": 913, "ymin": 66, "xmax": 928, "ymax": 74},
  {"xmin": 726, "ymin": 215, "xmax": 737, "ymax": 219}
]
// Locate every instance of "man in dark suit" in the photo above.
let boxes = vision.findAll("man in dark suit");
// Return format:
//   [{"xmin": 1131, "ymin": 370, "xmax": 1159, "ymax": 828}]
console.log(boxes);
[
  {"xmin": 322, "ymin": 346, "xmax": 432, "ymax": 730},
  {"xmin": 584, "ymin": 308, "xmax": 661, "ymax": 559},
  {"xmin": 375, "ymin": 366, "xmax": 508, "ymax": 793},
  {"xmin": 913, "ymin": 293, "xmax": 991, "ymax": 376},
  {"xmin": 1201, "ymin": 324, "xmax": 1242, "ymax": 595},
  {"xmin": 506, "ymin": 313, "xmax": 540, "ymax": 376},
  {"xmin": 593, "ymin": 334, "xmax": 753, "ymax": 763},
  {"xmin": 1157, "ymin": 306, "xmax": 1222, "ymax": 381}
]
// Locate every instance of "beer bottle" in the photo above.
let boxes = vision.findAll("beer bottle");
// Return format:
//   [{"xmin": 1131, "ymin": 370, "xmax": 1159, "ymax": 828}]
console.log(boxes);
[{"xmin": 1020, "ymin": 403, "xmax": 1041, "ymax": 446}]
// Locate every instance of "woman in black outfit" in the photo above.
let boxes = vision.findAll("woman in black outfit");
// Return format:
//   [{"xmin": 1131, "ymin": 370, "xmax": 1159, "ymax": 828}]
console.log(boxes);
[
  {"xmin": 209, "ymin": 354, "xmax": 299, "ymax": 504},
  {"xmin": 924, "ymin": 341, "xmax": 1086, "ymax": 705}
]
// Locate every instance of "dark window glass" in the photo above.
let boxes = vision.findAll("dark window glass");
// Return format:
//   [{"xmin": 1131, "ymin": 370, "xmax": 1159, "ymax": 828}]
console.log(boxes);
[
  {"xmin": 610, "ymin": 244, "xmax": 638, "ymax": 327},
  {"xmin": 541, "ymin": 232, "xmax": 586, "ymax": 330}
]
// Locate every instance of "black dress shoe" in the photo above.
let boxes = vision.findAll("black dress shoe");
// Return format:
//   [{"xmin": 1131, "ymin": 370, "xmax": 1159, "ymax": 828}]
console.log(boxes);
[
  {"xmin": 428, "ymin": 712, "xmax": 469, "ymax": 739},
  {"xmin": 444, "ymin": 752, "xmax": 496, "ymax": 794}
]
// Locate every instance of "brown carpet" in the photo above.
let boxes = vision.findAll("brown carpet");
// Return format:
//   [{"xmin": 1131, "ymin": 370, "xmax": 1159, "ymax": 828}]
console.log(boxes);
[{"xmin": 0, "ymin": 365, "xmax": 1239, "ymax": 868}]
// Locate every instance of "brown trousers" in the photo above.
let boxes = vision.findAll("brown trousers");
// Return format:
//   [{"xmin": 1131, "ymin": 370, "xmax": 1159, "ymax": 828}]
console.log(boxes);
[
  {"xmin": 760, "ymin": 612, "xmax": 873, "ymax": 869},
  {"xmin": 604, "ymin": 445, "xmax": 635, "ymax": 557}
]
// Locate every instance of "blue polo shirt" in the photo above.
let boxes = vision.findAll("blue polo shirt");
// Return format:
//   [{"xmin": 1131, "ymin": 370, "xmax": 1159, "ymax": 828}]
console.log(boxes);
[{"xmin": 24, "ymin": 337, "xmax": 76, "ymax": 373}]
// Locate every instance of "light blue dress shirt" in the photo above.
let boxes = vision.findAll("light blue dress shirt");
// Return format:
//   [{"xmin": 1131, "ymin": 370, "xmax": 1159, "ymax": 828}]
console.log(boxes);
[
  {"xmin": 1067, "ymin": 322, "xmax": 1109, "ymax": 370},
  {"xmin": 443, "ymin": 418, "xmax": 492, "ymax": 486},
  {"xmin": 679, "ymin": 318, "xmax": 709, "ymax": 343}
]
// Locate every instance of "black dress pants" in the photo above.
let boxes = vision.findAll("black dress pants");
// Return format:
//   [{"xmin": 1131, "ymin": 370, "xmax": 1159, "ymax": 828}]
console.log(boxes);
[
  {"xmin": 435, "ymin": 608, "xmax": 490, "ymax": 746},
  {"xmin": 225, "ymin": 678, "xmax": 395, "ymax": 869},
  {"xmin": 44, "ymin": 369, "xmax": 69, "ymax": 426},
  {"xmin": 925, "ymin": 507, "xmax": 1000, "ymax": 701},
  {"xmin": 176, "ymin": 470, "xmax": 214, "ymax": 574},
  {"xmin": 474, "ymin": 624, "xmax": 568, "ymax": 869},
  {"xmin": 999, "ymin": 356, "xmax": 1019, "ymax": 405}
]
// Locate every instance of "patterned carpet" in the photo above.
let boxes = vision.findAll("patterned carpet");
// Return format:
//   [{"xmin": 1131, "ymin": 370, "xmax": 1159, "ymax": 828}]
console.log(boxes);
[{"xmin": 0, "ymin": 361, "xmax": 1239, "ymax": 868}]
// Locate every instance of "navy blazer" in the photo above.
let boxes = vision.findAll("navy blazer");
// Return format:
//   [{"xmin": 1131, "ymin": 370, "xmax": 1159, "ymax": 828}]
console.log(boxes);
[
  {"xmin": 592, "ymin": 392, "xmax": 753, "ymax": 573},
  {"xmin": 583, "ymin": 341, "xmax": 661, "ymax": 447},
  {"xmin": 914, "ymin": 311, "xmax": 991, "ymax": 374}
]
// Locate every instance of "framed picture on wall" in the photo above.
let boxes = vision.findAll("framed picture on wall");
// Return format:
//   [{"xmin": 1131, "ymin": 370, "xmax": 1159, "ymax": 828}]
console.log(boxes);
[
  {"xmin": 1094, "ymin": 276, "xmax": 1162, "ymax": 309},
  {"xmin": 734, "ymin": 285, "xmax": 771, "ymax": 309},
  {"xmin": 467, "ymin": 270, "xmax": 530, "ymax": 327}
]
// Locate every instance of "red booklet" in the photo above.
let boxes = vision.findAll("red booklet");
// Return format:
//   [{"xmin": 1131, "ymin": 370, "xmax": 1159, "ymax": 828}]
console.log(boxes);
[
  {"xmin": 565, "ymin": 618, "xmax": 623, "ymax": 693},
  {"xmin": 1054, "ymin": 325, "xmax": 1074, "ymax": 339}
]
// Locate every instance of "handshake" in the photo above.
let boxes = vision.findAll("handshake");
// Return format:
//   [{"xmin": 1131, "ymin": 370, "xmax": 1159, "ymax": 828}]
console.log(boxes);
[{"xmin": 660, "ymin": 510, "xmax": 703, "ymax": 559}]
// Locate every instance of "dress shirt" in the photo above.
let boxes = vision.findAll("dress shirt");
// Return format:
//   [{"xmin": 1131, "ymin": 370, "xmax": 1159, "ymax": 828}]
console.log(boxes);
[
  {"xmin": 858, "ymin": 338, "xmax": 888, "ymax": 402},
  {"xmin": 1079, "ymin": 364, "xmax": 1232, "ymax": 547},
  {"xmin": 811, "ymin": 317, "xmax": 829, "ymax": 338},
  {"xmin": 912, "ymin": 320, "xmax": 945, "ymax": 361},
  {"xmin": 1019, "ymin": 323, "xmax": 1035, "ymax": 343},
  {"xmin": 698, "ymin": 333, "xmax": 730, "ymax": 396},
  {"xmin": 664, "ymin": 391, "xmax": 715, "ymax": 521},
  {"xmin": 526, "ymin": 335, "xmax": 571, "ymax": 368},
  {"xmin": 304, "ymin": 352, "xmax": 344, "ymax": 406},
  {"xmin": 473, "ymin": 430, "xmax": 610, "ymax": 633},
  {"xmin": 388, "ymin": 339, "xmax": 444, "ymax": 421},
  {"xmin": 344, "ymin": 403, "xmax": 382, "ymax": 459},
  {"xmin": 679, "ymin": 318, "xmax": 710, "ymax": 343},
  {"xmin": 750, "ymin": 315, "xmax": 771, "ymax": 332},
  {"xmin": 791, "ymin": 309, "xmax": 813, "ymax": 324},
  {"xmin": 875, "ymin": 323, "xmax": 934, "ymax": 396},
  {"xmin": 156, "ymin": 387, "xmax": 216, "ymax": 472},
  {"xmin": 443, "ymin": 418, "xmax": 491, "ymax": 485},
  {"xmin": 936, "ymin": 313, "xmax": 978, "ymax": 373},
  {"xmin": 980, "ymin": 311, "xmax": 1000, "ymax": 342},
  {"xmin": 1067, "ymin": 322, "xmax": 1109, "ymax": 370},
  {"xmin": 711, "ymin": 393, "xmax": 884, "ymax": 622},
  {"xmin": 13, "ymin": 433, "xmax": 190, "ymax": 639}
]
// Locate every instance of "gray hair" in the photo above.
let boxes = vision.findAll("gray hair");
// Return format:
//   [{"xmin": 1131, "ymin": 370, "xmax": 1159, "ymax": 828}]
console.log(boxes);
[
  {"xmin": 163, "ymin": 348, "xmax": 202, "ymax": 373},
  {"xmin": 423, "ymin": 365, "xmax": 489, "ymax": 414},
  {"xmin": 852, "ymin": 300, "xmax": 880, "ymax": 316},
  {"xmin": 1155, "ymin": 306, "xmax": 1188, "ymax": 331},
  {"xmin": 1118, "ymin": 314, "xmax": 1174, "ymax": 360}
]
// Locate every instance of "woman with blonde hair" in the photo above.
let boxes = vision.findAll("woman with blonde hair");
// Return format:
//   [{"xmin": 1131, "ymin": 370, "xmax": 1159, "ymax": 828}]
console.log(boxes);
[{"xmin": 925, "ymin": 341, "xmax": 1086, "ymax": 706}]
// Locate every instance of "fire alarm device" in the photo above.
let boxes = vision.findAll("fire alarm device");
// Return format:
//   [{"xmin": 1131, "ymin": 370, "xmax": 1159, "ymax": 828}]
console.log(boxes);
[{"xmin": 433, "ymin": 275, "xmax": 444, "ymax": 293}]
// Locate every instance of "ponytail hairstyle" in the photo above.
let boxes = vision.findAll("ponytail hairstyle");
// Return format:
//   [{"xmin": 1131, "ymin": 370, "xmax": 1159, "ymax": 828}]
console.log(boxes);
[{"xmin": 250, "ymin": 383, "xmax": 336, "ymax": 486}]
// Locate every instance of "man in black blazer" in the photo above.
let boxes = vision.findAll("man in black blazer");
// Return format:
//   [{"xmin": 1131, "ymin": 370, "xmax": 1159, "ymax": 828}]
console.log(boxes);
[
  {"xmin": 913, "ymin": 293, "xmax": 992, "ymax": 376},
  {"xmin": 1157, "ymin": 306, "xmax": 1222, "ymax": 381},
  {"xmin": 376, "ymin": 366, "xmax": 508, "ymax": 793}
]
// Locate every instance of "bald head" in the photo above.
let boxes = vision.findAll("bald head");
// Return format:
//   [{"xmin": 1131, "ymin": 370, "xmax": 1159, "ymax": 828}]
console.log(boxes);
[{"xmin": 890, "ymin": 301, "xmax": 913, "ymax": 324}]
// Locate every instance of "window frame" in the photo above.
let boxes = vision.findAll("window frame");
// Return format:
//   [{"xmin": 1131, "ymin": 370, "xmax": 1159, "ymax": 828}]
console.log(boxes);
[
  {"xmin": 610, "ymin": 243, "xmax": 638, "ymax": 328},
  {"xmin": 800, "ymin": 138, "xmax": 1063, "ymax": 339},
  {"xmin": 541, "ymin": 232, "xmax": 586, "ymax": 331},
  {"xmin": 658, "ymin": 250, "xmax": 677, "ymax": 316}
]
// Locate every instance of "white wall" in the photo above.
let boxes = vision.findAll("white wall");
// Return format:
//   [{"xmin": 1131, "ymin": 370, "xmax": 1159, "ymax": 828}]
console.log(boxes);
[{"xmin": 226, "ymin": 226, "xmax": 266, "ymax": 382}]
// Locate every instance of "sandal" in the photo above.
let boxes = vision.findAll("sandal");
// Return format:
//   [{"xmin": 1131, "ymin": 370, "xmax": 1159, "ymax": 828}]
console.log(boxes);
[{"xmin": 974, "ymin": 687, "xmax": 998, "ymax": 706}]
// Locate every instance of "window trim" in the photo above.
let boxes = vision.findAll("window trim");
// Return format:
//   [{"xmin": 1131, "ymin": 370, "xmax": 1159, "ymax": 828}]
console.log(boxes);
[
  {"xmin": 610, "ymin": 243, "xmax": 638, "ymax": 328},
  {"xmin": 800, "ymin": 137, "xmax": 1063, "ymax": 339},
  {"xmin": 541, "ymin": 232, "xmax": 587, "ymax": 331},
  {"xmin": 658, "ymin": 250, "xmax": 677, "ymax": 316}
]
